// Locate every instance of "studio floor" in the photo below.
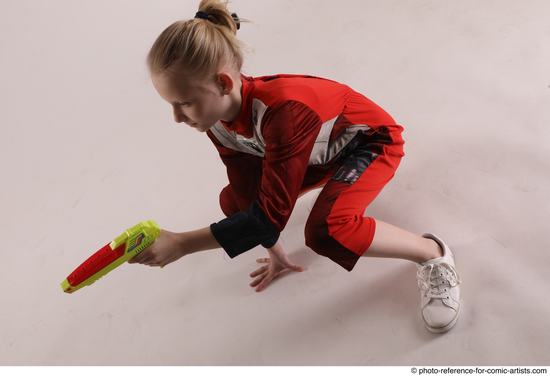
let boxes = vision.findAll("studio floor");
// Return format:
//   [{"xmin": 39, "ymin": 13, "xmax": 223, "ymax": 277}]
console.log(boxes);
[{"xmin": 1, "ymin": 0, "xmax": 549, "ymax": 366}]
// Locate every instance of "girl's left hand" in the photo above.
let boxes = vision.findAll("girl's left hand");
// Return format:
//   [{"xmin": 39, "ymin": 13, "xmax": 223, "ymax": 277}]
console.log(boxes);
[{"xmin": 128, "ymin": 229, "xmax": 186, "ymax": 268}]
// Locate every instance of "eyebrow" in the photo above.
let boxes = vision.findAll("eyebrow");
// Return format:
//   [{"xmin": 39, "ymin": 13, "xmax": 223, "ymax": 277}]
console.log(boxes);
[{"xmin": 172, "ymin": 98, "xmax": 193, "ymax": 104}]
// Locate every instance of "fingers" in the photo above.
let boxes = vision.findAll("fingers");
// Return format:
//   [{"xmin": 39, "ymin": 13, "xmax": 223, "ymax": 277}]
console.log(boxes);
[
  {"xmin": 131, "ymin": 257, "xmax": 152, "ymax": 265},
  {"xmin": 249, "ymin": 255, "xmax": 307, "ymax": 292},
  {"xmin": 249, "ymin": 264, "xmax": 269, "ymax": 289},
  {"xmin": 249, "ymin": 265, "xmax": 268, "ymax": 278},
  {"xmin": 128, "ymin": 249, "xmax": 149, "ymax": 264},
  {"xmin": 128, "ymin": 254, "xmax": 159, "ymax": 266},
  {"xmin": 249, "ymin": 267, "xmax": 307, "ymax": 293},
  {"xmin": 249, "ymin": 274, "xmax": 264, "ymax": 288},
  {"xmin": 255, "ymin": 276, "xmax": 273, "ymax": 292},
  {"xmin": 250, "ymin": 268, "xmax": 280, "ymax": 292},
  {"xmin": 145, "ymin": 258, "xmax": 165, "ymax": 267},
  {"xmin": 128, "ymin": 253, "xmax": 141, "ymax": 263},
  {"xmin": 264, "ymin": 251, "xmax": 305, "ymax": 272}
]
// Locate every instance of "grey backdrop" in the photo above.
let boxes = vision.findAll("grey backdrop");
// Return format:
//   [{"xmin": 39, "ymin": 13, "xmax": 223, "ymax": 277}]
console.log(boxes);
[{"xmin": 1, "ymin": 0, "xmax": 549, "ymax": 366}]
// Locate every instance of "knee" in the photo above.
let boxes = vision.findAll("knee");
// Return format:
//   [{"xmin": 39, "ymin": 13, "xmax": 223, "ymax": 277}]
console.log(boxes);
[
  {"xmin": 304, "ymin": 207, "xmax": 351, "ymax": 250},
  {"xmin": 305, "ymin": 213, "xmax": 365, "ymax": 251},
  {"xmin": 304, "ymin": 216, "xmax": 333, "ymax": 251},
  {"xmin": 325, "ymin": 213, "xmax": 360, "ymax": 237}
]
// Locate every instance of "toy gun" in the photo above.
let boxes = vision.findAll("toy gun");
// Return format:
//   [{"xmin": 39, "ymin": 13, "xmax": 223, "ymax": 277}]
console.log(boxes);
[{"xmin": 61, "ymin": 220, "xmax": 161, "ymax": 294}]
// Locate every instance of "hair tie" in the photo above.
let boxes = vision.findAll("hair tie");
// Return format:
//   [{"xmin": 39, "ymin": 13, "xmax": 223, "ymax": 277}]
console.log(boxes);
[
  {"xmin": 195, "ymin": 11, "xmax": 210, "ymax": 20},
  {"xmin": 231, "ymin": 12, "xmax": 241, "ymax": 30},
  {"xmin": 194, "ymin": 10, "xmax": 241, "ymax": 30}
]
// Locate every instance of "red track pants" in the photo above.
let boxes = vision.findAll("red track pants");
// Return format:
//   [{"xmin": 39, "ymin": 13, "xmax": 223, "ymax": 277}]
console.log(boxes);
[{"xmin": 220, "ymin": 126, "xmax": 405, "ymax": 271}]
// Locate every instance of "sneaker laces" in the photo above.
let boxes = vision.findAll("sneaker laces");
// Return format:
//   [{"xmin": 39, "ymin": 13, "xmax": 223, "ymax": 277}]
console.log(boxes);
[{"xmin": 417, "ymin": 262, "xmax": 462, "ymax": 300}]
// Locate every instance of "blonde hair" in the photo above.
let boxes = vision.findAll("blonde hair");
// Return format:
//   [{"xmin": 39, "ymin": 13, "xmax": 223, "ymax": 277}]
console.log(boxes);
[{"xmin": 146, "ymin": 0, "xmax": 252, "ymax": 82}]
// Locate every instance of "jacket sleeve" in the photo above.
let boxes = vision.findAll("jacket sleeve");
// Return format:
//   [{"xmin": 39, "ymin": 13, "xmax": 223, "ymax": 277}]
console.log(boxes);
[
  {"xmin": 209, "ymin": 100, "xmax": 322, "ymax": 258},
  {"xmin": 206, "ymin": 130, "xmax": 262, "ymax": 212}
]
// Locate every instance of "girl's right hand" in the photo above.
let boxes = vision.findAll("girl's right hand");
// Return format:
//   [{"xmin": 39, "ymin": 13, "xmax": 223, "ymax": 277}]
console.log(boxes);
[{"xmin": 249, "ymin": 245, "xmax": 306, "ymax": 292}]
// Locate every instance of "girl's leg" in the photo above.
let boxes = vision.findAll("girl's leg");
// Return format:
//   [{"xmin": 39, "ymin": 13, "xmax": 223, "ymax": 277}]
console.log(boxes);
[{"xmin": 362, "ymin": 218, "xmax": 443, "ymax": 264}]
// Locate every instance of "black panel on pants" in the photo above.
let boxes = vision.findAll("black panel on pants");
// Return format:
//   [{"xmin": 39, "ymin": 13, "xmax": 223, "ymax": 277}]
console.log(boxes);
[{"xmin": 330, "ymin": 129, "xmax": 390, "ymax": 184}]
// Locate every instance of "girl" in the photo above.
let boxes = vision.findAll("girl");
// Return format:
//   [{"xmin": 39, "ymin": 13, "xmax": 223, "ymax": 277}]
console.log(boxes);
[{"xmin": 129, "ymin": 0, "xmax": 462, "ymax": 334}]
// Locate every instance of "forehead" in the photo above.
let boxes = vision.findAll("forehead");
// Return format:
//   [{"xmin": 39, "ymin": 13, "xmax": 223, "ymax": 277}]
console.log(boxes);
[{"xmin": 152, "ymin": 71, "xmax": 210, "ymax": 101}]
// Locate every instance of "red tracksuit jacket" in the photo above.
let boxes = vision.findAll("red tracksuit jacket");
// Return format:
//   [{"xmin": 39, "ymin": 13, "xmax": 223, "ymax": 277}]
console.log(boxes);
[{"xmin": 207, "ymin": 73, "xmax": 401, "ymax": 258}]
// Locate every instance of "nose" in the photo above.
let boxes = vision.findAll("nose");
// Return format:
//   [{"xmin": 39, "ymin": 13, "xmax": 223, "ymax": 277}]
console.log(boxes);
[
  {"xmin": 173, "ymin": 106, "xmax": 190, "ymax": 124},
  {"xmin": 174, "ymin": 113, "xmax": 189, "ymax": 124},
  {"xmin": 175, "ymin": 115, "xmax": 188, "ymax": 124}
]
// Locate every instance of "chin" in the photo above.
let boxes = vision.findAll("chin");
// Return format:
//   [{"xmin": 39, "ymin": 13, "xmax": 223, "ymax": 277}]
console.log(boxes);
[{"xmin": 199, "ymin": 123, "xmax": 214, "ymax": 131}]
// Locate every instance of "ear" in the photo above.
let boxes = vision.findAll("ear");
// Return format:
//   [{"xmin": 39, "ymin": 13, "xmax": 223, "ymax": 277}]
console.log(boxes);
[{"xmin": 217, "ymin": 73, "xmax": 234, "ymax": 94}]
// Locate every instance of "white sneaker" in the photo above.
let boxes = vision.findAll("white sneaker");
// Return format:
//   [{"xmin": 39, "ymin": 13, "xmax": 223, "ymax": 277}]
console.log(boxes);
[{"xmin": 416, "ymin": 233, "xmax": 462, "ymax": 333}]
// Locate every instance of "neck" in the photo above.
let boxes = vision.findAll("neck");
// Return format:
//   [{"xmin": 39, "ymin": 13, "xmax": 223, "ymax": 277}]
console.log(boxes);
[{"xmin": 222, "ymin": 78, "xmax": 243, "ymax": 123}]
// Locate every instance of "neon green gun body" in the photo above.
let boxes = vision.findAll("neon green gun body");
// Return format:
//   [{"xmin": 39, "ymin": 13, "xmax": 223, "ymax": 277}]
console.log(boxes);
[{"xmin": 61, "ymin": 220, "xmax": 161, "ymax": 293}]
